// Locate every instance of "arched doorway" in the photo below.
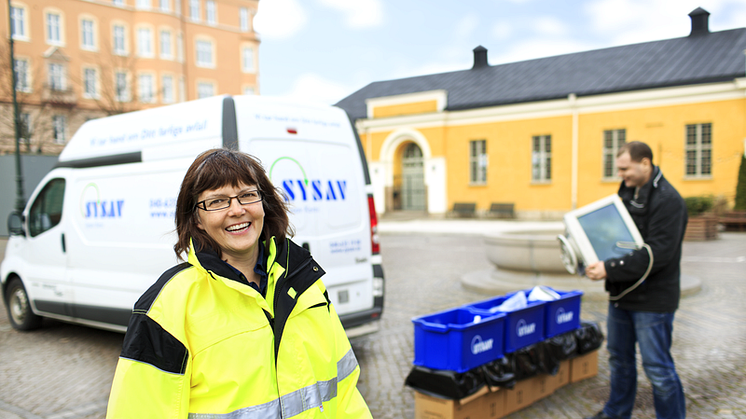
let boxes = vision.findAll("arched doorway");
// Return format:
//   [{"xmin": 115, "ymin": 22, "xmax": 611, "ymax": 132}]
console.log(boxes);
[{"xmin": 400, "ymin": 142, "xmax": 426, "ymax": 211}]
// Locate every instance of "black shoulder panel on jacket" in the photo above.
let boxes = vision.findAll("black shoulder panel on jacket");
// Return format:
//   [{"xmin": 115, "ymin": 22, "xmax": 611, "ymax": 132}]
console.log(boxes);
[
  {"xmin": 120, "ymin": 312, "xmax": 188, "ymax": 375},
  {"xmin": 134, "ymin": 262, "xmax": 192, "ymax": 312}
]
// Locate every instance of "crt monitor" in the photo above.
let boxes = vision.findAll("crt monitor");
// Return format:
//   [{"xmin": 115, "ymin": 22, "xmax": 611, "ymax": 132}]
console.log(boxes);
[{"xmin": 557, "ymin": 194, "xmax": 643, "ymax": 274}]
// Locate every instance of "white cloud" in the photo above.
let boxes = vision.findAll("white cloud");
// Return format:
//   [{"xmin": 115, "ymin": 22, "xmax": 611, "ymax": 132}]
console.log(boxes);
[
  {"xmin": 280, "ymin": 73, "xmax": 354, "ymax": 104},
  {"xmin": 254, "ymin": 0, "xmax": 308, "ymax": 39},
  {"xmin": 317, "ymin": 0, "xmax": 383, "ymax": 28},
  {"xmin": 533, "ymin": 16, "xmax": 568, "ymax": 36}
]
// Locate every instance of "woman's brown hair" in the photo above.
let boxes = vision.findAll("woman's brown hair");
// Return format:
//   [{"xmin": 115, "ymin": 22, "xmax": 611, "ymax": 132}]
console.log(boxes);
[{"xmin": 174, "ymin": 148, "xmax": 292, "ymax": 260}]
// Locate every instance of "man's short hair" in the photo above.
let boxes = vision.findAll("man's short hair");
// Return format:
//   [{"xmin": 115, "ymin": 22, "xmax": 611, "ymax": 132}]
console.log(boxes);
[{"xmin": 617, "ymin": 141, "xmax": 653, "ymax": 164}]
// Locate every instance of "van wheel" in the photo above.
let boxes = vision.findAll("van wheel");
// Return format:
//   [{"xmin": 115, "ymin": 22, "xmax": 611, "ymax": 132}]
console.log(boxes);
[{"xmin": 5, "ymin": 277, "xmax": 43, "ymax": 331}]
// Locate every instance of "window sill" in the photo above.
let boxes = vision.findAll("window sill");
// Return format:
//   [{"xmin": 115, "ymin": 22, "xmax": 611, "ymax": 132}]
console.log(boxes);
[
  {"xmin": 601, "ymin": 178, "xmax": 622, "ymax": 184},
  {"xmin": 530, "ymin": 180, "xmax": 552, "ymax": 185},
  {"xmin": 683, "ymin": 176, "xmax": 713, "ymax": 181},
  {"xmin": 468, "ymin": 182, "xmax": 488, "ymax": 187}
]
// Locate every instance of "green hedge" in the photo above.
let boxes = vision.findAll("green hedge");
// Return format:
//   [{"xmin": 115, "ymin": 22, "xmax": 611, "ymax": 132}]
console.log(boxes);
[
  {"xmin": 735, "ymin": 155, "xmax": 746, "ymax": 211},
  {"xmin": 684, "ymin": 196, "xmax": 714, "ymax": 216}
]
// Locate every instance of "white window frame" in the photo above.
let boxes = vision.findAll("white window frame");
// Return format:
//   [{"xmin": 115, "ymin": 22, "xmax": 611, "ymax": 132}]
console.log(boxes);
[
  {"xmin": 239, "ymin": 8, "xmax": 249, "ymax": 32},
  {"xmin": 179, "ymin": 76, "xmax": 186, "ymax": 102},
  {"xmin": 10, "ymin": 5, "xmax": 29, "ymax": 41},
  {"xmin": 195, "ymin": 39, "xmax": 214, "ymax": 68},
  {"xmin": 469, "ymin": 139, "xmax": 487, "ymax": 185},
  {"xmin": 52, "ymin": 115, "xmax": 67, "ymax": 144},
  {"xmin": 159, "ymin": 29, "xmax": 173, "ymax": 59},
  {"xmin": 603, "ymin": 129, "xmax": 626, "ymax": 179},
  {"xmin": 83, "ymin": 67, "xmax": 98, "ymax": 99},
  {"xmin": 531, "ymin": 135, "xmax": 552, "ymax": 182},
  {"xmin": 197, "ymin": 81, "xmax": 215, "ymax": 99},
  {"xmin": 242, "ymin": 46, "xmax": 255, "ymax": 73},
  {"xmin": 190, "ymin": 0, "xmax": 200, "ymax": 21},
  {"xmin": 242, "ymin": 86, "xmax": 255, "ymax": 95},
  {"xmin": 45, "ymin": 11, "xmax": 64, "ymax": 46},
  {"xmin": 175, "ymin": 0, "xmax": 181, "ymax": 16},
  {"xmin": 113, "ymin": 24, "xmax": 128, "ymax": 55},
  {"xmin": 48, "ymin": 63, "xmax": 66, "ymax": 91},
  {"xmin": 162, "ymin": 74, "xmax": 174, "ymax": 103},
  {"xmin": 206, "ymin": 0, "xmax": 217, "ymax": 24},
  {"xmin": 137, "ymin": 27, "xmax": 154, "ymax": 58},
  {"xmin": 113, "ymin": 0, "xmax": 124, "ymax": 5},
  {"xmin": 14, "ymin": 58, "xmax": 31, "ymax": 93},
  {"xmin": 685, "ymin": 123, "xmax": 713, "ymax": 178},
  {"xmin": 81, "ymin": 18, "xmax": 96, "ymax": 51},
  {"xmin": 115, "ymin": 71, "xmax": 130, "ymax": 102},
  {"xmin": 136, "ymin": 0, "xmax": 151, "ymax": 9},
  {"xmin": 138, "ymin": 73, "xmax": 156, "ymax": 103},
  {"xmin": 159, "ymin": 0, "xmax": 170, "ymax": 11}
]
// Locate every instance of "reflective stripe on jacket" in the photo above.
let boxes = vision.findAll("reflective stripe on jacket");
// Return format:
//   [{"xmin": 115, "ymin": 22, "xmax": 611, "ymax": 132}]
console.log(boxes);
[{"xmin": 106, "ymin": 237, "xmax": 372, "ymax": 418}]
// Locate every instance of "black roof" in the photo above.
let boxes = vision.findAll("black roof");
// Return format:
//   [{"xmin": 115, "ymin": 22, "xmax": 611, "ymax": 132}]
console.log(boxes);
[{"xmin": 336, "ymin": 27, "xmax": 746, "ymax": 121}]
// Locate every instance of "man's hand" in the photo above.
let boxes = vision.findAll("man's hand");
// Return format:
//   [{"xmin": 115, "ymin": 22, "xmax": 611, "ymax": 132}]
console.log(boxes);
[{"xmin": 585, "ymin": 261, "xmax": 607, "ymax": 281}]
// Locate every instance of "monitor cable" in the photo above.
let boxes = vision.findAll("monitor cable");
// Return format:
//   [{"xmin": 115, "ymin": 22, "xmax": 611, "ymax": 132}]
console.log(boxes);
[{"xmin": 608, "ymin": 242, "xmax": 653, "ymax": 302}]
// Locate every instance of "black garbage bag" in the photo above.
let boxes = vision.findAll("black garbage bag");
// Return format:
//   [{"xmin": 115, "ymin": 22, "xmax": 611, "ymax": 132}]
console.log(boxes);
[
  {"xmin": 509, "ymin": 343, "xmax": 554, "ymax": 380},
  {"xmin": 544, "ymin": 330, "xmax": 578, "ymax": 363},
  {"xmin": 480, "ymin": 356, "xmax": 516, "ymax": 389},
  {"xmin": 574, "ymin": 321, "xmax": 605, "ymax": 354},
  {"xmin": 404, "ymin": 365, "xmax": 486, "ymax": 400}
]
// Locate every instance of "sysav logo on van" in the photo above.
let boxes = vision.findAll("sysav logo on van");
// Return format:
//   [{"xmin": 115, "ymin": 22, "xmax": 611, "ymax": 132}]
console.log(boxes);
[
  {"xmin": 556, "ymin": 307, "xmax": 574, "ymax": 324},
  {"xmin": 80, "ymin": 183, "xmax": 124, "ymax": 219},
  {"xmin": 471, "ymin": 335, "xmax": 494, "ymax": 355},
  {"xmin": 516, "ymin": 319, "xmax": 536, "ymax": 337},
  {"xmin": 269, "ymin": 157, "xmax": 348, "ymax": 202}
]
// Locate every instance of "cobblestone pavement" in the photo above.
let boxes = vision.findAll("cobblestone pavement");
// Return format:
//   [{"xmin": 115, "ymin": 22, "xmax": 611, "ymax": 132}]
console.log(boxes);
[{"xmin": 1, "ymin": 230, "xmax": 745, "ymax": 419}]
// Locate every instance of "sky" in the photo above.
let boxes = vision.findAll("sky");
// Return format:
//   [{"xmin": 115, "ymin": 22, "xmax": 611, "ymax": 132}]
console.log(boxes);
[{"xmin": 253, "ymin": 0, "xmax": 746, "ymax": 105}]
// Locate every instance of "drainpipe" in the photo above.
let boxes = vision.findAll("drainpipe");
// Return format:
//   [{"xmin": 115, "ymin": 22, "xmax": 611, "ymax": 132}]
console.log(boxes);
[{"xmin": 569, "ymin": 93, "xmax": 578, "ymax": 210}]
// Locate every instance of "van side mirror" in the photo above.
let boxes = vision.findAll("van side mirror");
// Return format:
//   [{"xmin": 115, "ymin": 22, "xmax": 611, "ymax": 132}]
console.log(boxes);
[{"xmin": 8, "ymin": 211, "xmax": 26, "ymax": 236}]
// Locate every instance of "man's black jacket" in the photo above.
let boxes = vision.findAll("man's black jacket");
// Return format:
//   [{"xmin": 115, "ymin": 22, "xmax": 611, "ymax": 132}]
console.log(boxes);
[{"xmin": 604, "ymin": 166, "xmax": 688, "ymax": 312}]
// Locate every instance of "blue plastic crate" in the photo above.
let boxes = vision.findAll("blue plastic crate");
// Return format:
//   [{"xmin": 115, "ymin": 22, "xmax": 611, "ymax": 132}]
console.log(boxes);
[
  {"xmin": 465, "ymin": 294, "xmax": 545, "ymax": 353},
  {"xmin": 412, "ymin": 307, "xmax": 505, "ymax": 372},
  {"xmin": 543, "ymin": 289, "xmax": 583, "ymax": 338}
]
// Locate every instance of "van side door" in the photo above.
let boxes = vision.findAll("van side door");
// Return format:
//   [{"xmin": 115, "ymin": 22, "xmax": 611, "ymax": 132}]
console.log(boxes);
[{"xmin": 23, "ymin": 177, "xmax": 72, "ymax": 317}]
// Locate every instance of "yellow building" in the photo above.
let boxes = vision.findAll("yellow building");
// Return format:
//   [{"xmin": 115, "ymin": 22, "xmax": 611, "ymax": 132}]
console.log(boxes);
[
  {"xmin": 1, "ymin": 0, "xmax": 259, "ymax": 154},
  {"xmin": 336, "ymin": 8, "xmax": 746, "ymax": 219}
]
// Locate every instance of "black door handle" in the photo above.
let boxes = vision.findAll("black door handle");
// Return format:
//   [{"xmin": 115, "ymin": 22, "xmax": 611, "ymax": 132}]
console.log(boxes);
[{"xmin": 61, "ymin": 233, "xmax": 66, "ymax": 253}]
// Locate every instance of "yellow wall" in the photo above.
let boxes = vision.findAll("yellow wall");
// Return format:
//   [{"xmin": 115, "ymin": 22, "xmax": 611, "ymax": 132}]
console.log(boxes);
[
  {"xmin": 362, "ymin": 95, "xmax": 746, "ymax": 214},
  {"xmin": 372, "ymin": 100, "xmax": 438, "ymax": 118}
]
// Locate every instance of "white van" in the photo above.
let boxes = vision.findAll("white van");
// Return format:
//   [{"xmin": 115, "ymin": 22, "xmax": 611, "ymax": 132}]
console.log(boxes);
[{"xmin": 1, "ymin": 95, "xmax": 384, "ymax": 337}]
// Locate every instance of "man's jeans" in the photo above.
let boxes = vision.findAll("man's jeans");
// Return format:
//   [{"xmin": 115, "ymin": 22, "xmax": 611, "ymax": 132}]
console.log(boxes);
[{"xmin": 602, "ymin": 303, "xmax": 686, "ymax": 419}]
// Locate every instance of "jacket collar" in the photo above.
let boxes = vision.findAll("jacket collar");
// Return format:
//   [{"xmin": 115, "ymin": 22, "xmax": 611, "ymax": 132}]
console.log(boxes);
[{"xmin": 619, "ymin": 165, "xmax": 662, "ymax": 214}]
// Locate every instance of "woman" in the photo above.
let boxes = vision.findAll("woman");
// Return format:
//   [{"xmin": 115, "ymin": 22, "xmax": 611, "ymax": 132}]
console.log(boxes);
[{"xmin": 107, "ymin": 148, "xmax": 372, "ymax": 418}]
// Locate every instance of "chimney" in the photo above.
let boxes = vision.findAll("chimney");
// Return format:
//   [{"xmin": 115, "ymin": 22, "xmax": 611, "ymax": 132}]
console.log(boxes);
[
  {"xmin": 472, "ymin": 45, "xmax": 488, "ymax": 69},
  {"xmin": 688, "ymin": 7, "xmax": 710, "ymax": 36}
]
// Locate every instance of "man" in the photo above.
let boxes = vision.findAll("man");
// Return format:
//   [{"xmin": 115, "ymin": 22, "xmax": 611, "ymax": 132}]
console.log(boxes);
[{"xmin": 584, "ymin": 141, "xmax": 687, "ymax": 419}]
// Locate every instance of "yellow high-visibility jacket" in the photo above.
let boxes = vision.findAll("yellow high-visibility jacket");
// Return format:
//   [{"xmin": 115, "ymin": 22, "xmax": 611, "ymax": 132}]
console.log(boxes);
[{"xmin": 106, "ymin": 237, "xmax": 372, "ymax": 419}]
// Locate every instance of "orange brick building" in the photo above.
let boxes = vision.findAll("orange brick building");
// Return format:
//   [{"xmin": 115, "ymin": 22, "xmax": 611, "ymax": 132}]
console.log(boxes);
[{"xmin": 1, "ymin": 0, "xmax": 259, "ymax": 154}]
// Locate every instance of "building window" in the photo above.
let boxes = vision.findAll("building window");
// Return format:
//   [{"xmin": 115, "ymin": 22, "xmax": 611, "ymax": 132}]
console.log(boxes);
[
  {"xmin": 137, "ymin": 27, "xmax": 153, "ymax": 57},
  {"xmin": 137, "ymin": 0, "xmax": 151, "ymax": 9},
  {"xmin": 81, "ymin": 19, "xmax": 96, "ymax": 50},
  {"xmin": 239, "ymin": 8, "xmax": 249, "ymax": 32},
  {"xmin": 179, "ymin": 77, "xmax": 185, "ymax": 102},
  {"xmin": 52, "ymin": 115, "xmax": 67, "ymax": 143},
  {"xmin": 243, "ymin": 86, "xmax": 255, "ymax": 95},
  {"xmin": 197, "ymin": 82, "xmax": 214, "ymax": 98},
  {"xmin": 83, "ymin": 68, "xmax": 98, "ymax": 98},
  {"xmin": 206, "ymin": 1, "xmax": 216, "ymax": 24},
  {"xmin": 138, "ymin": 74, "xmax": 155, "ymax": 103},
  {"xmin": 190, "ymin": 0, "xmax": 200, "ymax": 20},
  {"xmin": 532, "ymin": 135, "xmax": 551, "ymax": 182},
  {"xmin": 19, "ymin": 113, "xmax": 32, "ymax": 144},
  {"xmin": 603, "ymin": 129, "xmax": 626, "ymax": 178},
  {"xmin": 46, "ymin": 12, "xmax": 62, "ymax": 45},
  {"xmin": 177, "ymin": 33, "xmax": 184, "ymax": 62},
  {"xmin": 10, "ymin": 6, "xmax": 26, "ymax": 39},
  {"xmin": 175, "ymin": 0, "xmax": 181, "ymax": 16},
  {"xmin": 113, "ymin": 0, "xmax": 124, "ymax": 5},
  {"xmin": 686, "ymin": 123, "xmax": 712, "ymax": 177},
  {"xmin": 159, "ymin": 0, "xmax": 170, "ymax": 11},
  {"xmin": 113, "ymin": 25, "xmax": 127, "ymax": 55},
  {"xmin": 242, "ymin": 47, "xmax": 255, "ymax": 73},
  {"xmin": 14, "ymin": 58, "xmax": 30, "ymax": 92},
  {"xmin": 115, "ymin": 71, "xmax": 129, "ymax": 102},
  {"xmin": 469, "ymin": 140, "xmax": 487, "ymax": 184},
  {"xmin": 160, "ymin": 30, "xmax": 173, "ymax": 59},
  {"xmin": 196, "ymin": 40, "xmax": 213, "ymax": 67},
  {"xmin": 48, "ymin": 63, "xmax": 65, "ymax": 91},
  {"xmin": 162, "ymin": 75, "xmax": 174, "ymax": 103}
]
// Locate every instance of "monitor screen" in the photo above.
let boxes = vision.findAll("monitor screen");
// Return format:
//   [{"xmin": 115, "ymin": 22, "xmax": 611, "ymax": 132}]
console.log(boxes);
[{"xmin": 577, "ymin": 203, "xmax": 637, "ymax": 261}]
